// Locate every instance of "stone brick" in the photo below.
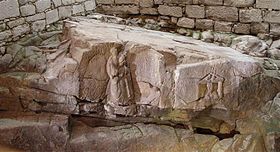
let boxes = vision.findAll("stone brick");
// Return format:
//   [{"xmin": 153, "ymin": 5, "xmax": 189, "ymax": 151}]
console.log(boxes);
[
  {"xmin": 62, "ymin": 0, "xmax": 75, "ymax": 5},
  {"xmin": 239, "ymin": 9, "xmax": 262, "ymax": 23},
  {"xmin": 140, "ymin": 8, "xmax": 158, "ymax": 15},
  {"xmin": 0, "ymin": 0, "xmax": 20, "ymax": 20},
  {"xmin": 270, "ymin": 23, "xmax": 280, "ymax": 36},
  {"xmin": 96, "ymin": 0, "xmax": 114, "ymax": 4},
  {"xmin": 224, "ymin": 0, "xmax": 255, "ymax": 7},
  {"xmin": 206, "ymin": 6, "xmax": 238, "ymax": 22},
  {"xmin": 250, "ymin": 22, "xmax": 269, "ymax": 34},
  {"xmin": 256, "ymin": 0, "xmax": 280, "ymax": 10},
  {"xmin": 158, "ymin": 5, "xmax": 183, "ymax": 17},
  {"xmin": 0, "ymin": 30, "xmax": 12, "ymax": 41},
  {"xmin": 32, "ymin": 20, "xmax": 46, "ymax": 32},
  {"xmin": 196, "ymin": 0, "xmax": 223, "ymax": 5},
  {"xmin": 20, "ymin": 4, "xmax": 36, "ymax": 16},
  {"xmin": 85, "ymin": 0, "xmax": 96, "ymax": 11},
  {"xmin": 163, "ymin": 0, "xmax": 192, "ymax": 4},
  {"xmin": 140, "ymin": 0, "xmax": 154, "ymax": 7},
  {"xmin": 264, "ymin": 11, "xmax": 280, "ymax": 24},
  {"xmin": 185, "ymin": 5, "xmax": 205, "ymax": 19},
  {"xmin": 75, "ymin": 0, "xmax": 86, "ymax": 2},
  {"xmin": 53, "ymin": 0, "xmax": 62, "ymax": 7},
  {"xmin": 7, "ymin": 18, "xmax": 25, "ymax": 28},
  {"xmin": 115, "ymin": 0, "xmax": 139, "ymax": 5},
  {"xmin": 196, "ymin": 19, "xmax": 214, "ymax": 30},
  {"xmin": 59, "ymin": 6, "xmax": 72, "ymax": 18},
  {"xmin": 101, "ymin": 5, "xmax": 139, "ymax": 15},
  {"xmin": 73, "ymin": 4, "xmax": 85, "ymax": 14},
  {"xmin": 26, "ymin": 13, "xmax": 46, "ymax": 22},
  {"xmin": 214, "ymin": 21, "xmax": 233, "ymax": 32},
  {"xmin": 0, "ymin": 24, "xmax": 6, "ymax": 32},
  {"xmin": 177, "ymin": 17, "xmax": 195, "ymax": 28},
  {"xmin": 18, "ymin": 0, "xmax": 36, "ymax": 5},
  {"xmin": 12, "ymin": 24, "xmax": 30, "ymax": 37},
  {"xmin": 46, "ymin": 9, "xmax": 59, "ymax": 25},
  {"xmin": 233, "ymin": 23, "xmax": 250, "ymax": 34},
  {"xmin": 171, "ymin": 17, "xmax": 177, "ymax": 24},
  {"xmin": 154, "ymin": 0, "xmax": 163, "ymax": 4},
  {"xmin": 36, "ymin": 0, "xmax": 51, "ymax": 13}
]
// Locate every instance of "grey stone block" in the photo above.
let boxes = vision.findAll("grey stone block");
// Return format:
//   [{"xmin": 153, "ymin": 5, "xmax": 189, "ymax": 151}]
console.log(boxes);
[
  {"xmin": 250, "ymin": 22, "xmax": 269, "ymax": 34},
  {"xmin": 59, "ymin": 6, "xmax": 72, "ymax": 18},
  {"xmin": 0, "ymin": 24, "xmax": 6, "ymax": 32},
  {"xmin": 185, "ymin": 5, "xmax": 205, "ymax": 19},
  {"xmin": 20, "ymin": 4, "xmax": 36, "ymax": 16},
  {"xmin": 264, "ymin": 11, "xmax": 280, "ymax": 24},
  {"xmin": 62, "ymin": 0, "xmax": 76, "ymax": 5},
  {"xmin": 115, "ymin": 0, "xmax": 139, "ymax": 5},
  {"xmin": 196, "ymin": 19, "xmax": 214, "ymax": 30},
  {"xmin": 0, "ymin": 0, "xmax": 20, "ymax": 20},
  {"xmin": 177, "ymin": 17, "xmax": 195, "ymax": 28},
  {"xmin": 32, "ymin": 20, "xmax": 46, "ymax": 32},
  {"xmin": 26, "ymin": 13, "xmax": 46, "ymax": 22},
  {"xmin": 7, "ymin": 18, "xmax": 25, "ymax": 28},
  {"xmin": 53, "ymin": 0, "xmax": 62, "ymax": 7},
  {"xmin": 214, "ymin": 21, "xmax": 233, "ymax": 33},
  {"xmin": 85, "ymin": 0, "xmax": 96, "ymax": 11},
  {"xmin": 96, "ymin": 0, "xmax": 114, "ymax": 4},
  {"xmin": 158, "ymin": 5, "xmax": 183, "ymax": 17},
  {"xmin": 36, "ymin": 0, "xmax": 51, "ymax": 13},
  {"xmin": 206, "ymin": 6, "xmax": 238, "ymax": 22},
  {"xmin": 0, "ymin": 30, "xmax": 12, "ymax": 41},
  {"xmin": 270, "ymin": 23, "xmax": 280, "ymax": 36},
  {"xmin": 46, "ymin": 9, "xmax": 59, "ymax": 25},
  {"xmin": 233, "ymin": 23, "xmax": 250, "ymax": 34},
  {"xmin": 73, "ymin": 4, "xmax": 85, "ymax": 14},
  {"xmin": 256, "ymin": 0, "xmax": 280, "ymax": 10},
  {"xmin": 239, "ymin": 9, "xmax": 263, "ymax": 23},
  {"xmin": 224, "ymin": 0, "xmax": 255, "ymax": 7},
  {"xmin": 12, "ymin": 24, "xmax": 30, "ymax": 37}
]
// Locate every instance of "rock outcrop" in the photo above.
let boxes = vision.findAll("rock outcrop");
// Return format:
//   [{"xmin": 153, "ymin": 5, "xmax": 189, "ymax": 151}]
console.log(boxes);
[{"xmin": 0, "ymin": 17, "xmax": 280, "ymax": 152}]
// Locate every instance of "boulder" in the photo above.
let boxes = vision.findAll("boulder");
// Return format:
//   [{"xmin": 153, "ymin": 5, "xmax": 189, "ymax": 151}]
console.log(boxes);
[{"xmin": 231, "ymin": 35, "xmax": 268, "ymax": 57}]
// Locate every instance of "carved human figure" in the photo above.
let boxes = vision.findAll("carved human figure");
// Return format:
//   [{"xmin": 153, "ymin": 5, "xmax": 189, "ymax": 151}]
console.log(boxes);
[
  {"xmin": 199, "ymin": 73, "xmax": 224, "ymax": 100},
  {"xmin": 106, "ymin": 47, "xmax": 134, "ymax": 107}
]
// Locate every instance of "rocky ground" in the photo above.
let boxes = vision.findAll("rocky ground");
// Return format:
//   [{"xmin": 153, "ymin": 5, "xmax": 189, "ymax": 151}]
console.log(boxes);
[{"xmin": 0, "ymin": 15, "xmax": 280, "ymax": 152}]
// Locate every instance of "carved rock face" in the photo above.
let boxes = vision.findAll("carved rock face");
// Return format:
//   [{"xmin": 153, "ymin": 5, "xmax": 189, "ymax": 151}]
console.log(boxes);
[
  {"xmin": 59, "ymin": 19, "xmax": 279, "ymax": 120},
  {"xmin": 0, "ymin": 17, "xmax": 280, "ymax": 152},
  {"xmin": 1, "ymin": 18, "xmax": 280, "ymax": 122}
]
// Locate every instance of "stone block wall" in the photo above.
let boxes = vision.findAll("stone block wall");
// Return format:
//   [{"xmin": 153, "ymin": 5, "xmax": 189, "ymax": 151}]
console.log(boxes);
[
  {"xmin": 96, "ymin": 0, "xmax": 280, "ymax": 37},
  {"xmin": 0, "ymin": 0, "xmax": 96, "ymax": 45}
]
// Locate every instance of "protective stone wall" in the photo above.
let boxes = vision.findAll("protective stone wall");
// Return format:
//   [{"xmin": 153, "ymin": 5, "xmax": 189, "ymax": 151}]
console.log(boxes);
[
  {"xmin": 0, "ymin": 0, "xmax": 96, "ymax": 45},
  {"xmin": 96, "ymin": 0, "xmax": 280, "ymax": 37}
]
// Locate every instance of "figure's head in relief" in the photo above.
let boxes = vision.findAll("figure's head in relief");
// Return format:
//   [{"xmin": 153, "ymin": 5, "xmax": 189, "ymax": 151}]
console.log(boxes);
[{"xmin": 110, "ymin": 47, "xmax": 119, "ymax": 57}]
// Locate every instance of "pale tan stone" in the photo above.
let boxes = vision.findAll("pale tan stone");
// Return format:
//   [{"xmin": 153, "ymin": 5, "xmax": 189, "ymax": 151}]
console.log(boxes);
[
  {"xmin": 158, "ymin": 5, "xmax": 183, "ymax": 17},
  {"xmin": 177, "ymin": 17, "xmax": 195, "ymax": 28},
  {"xmin": 185, "ymin": 5, "xmax": 205, "ymax": 19},
  {"xmin": 206, "ymin": 6, "xmax": 238, "ymax": 22}
]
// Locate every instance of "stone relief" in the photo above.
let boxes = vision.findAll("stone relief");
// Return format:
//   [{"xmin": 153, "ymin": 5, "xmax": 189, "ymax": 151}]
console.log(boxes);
[
  {"xmin": 198, "ymin": 73, "xmax": 224, "ymax": 100},
  {"xmin": 105, "ymin": 47, "xmax": 135, "ymax": 117}
]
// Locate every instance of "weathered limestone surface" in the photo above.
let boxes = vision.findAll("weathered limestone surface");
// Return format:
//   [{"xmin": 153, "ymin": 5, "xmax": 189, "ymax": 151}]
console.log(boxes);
[
  {"xmin": 1, "ymin": 18, "xmax": 280, "ymax": 122},
  {"xmin": 0, "ymin": 17, "xmax": 280, "ymax": 152}
]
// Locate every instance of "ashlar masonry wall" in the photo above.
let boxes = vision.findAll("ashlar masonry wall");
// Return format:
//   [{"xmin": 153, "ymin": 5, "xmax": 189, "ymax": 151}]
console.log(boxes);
[
  {"xmin": 0, "ymin": 0, "xmax": 96, "ymax": 45},
  {"xmin": 96, "ymin": 0, "xmax": 280, "ymax": 37}
]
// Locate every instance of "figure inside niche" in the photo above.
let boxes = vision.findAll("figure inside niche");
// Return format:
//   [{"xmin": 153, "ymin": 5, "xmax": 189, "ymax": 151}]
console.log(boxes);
[
  {"xmin": 106, "ymin": 47, "xmax": 134, "ymax": 108},
  {"xmin": 199, "ymin": 73, "xmax": 224, "ymax": 100}
]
